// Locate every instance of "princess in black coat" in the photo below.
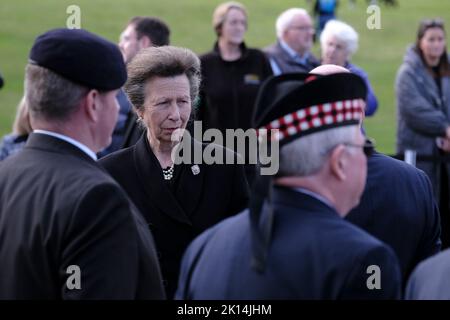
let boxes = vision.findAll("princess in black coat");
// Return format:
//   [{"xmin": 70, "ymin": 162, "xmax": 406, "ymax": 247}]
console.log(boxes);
[{"xmin": 100, "ymin": 46, "xmax": 249, "ymax": 297}]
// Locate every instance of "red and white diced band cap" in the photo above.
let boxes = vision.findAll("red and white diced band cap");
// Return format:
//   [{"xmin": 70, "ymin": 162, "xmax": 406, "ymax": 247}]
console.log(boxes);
[{"xmin": 257, "ymin": 98, "xmax": 364, "ymax": 142}]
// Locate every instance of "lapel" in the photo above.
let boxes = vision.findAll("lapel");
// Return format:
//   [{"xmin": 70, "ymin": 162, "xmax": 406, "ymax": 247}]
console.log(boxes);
[
  {"xmin": 132, "ymin": 135, "xmax": 206, "ymax": 226},
  {"xmin": 173, "ymin": 138, "xmax": 206, "ymax": 218}
]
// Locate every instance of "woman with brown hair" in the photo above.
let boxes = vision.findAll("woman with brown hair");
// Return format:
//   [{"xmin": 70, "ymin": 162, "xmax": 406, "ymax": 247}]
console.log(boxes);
[{"xmin": 396, "ymin": 18, "xmax": 450, "ymax": 245}]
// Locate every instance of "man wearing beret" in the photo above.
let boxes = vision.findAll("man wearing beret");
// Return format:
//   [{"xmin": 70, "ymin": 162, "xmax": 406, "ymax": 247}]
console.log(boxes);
[
  {"xmin": 176, "ymin": 72, "xmax": 401, "ymax": 299},
  {"xmin": 0, "ymin": 28, "xmax": 165, "ymax": 299}
]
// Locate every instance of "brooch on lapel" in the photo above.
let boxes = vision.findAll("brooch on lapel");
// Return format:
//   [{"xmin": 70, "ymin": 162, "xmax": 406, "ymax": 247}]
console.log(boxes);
[{"xmin": 191, "ymin": 165, "xmax": 200, "ymax": 175}]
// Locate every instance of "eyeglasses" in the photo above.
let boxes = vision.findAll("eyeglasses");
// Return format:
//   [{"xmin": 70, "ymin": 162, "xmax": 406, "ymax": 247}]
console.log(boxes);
[{"xmin": 343, "ymin": 138, "xmax": 376, "ymax": 157}]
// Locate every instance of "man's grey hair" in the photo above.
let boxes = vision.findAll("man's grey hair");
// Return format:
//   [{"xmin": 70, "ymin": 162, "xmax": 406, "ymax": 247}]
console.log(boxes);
[
  {"xmin": 278, "ymin": 125, "xmax": 359, "ymax": 177},
  {"xmin": 320, "ymin": 20, "xmax": 359, "ymax": 58},
  {"xmin": 25, "ymin": 64, "xmax": 88, "ymax": 121},
  {"xmin": 276, "ymin": 8, "xmax": 310, "ymax": 39}
]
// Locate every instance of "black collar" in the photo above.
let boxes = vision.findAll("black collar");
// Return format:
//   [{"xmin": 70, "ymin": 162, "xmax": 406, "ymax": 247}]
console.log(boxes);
[
  {"xmin": 132, "ymin": 134, "xmax": 207, "ymax": 225},
  {"xmin": 212, "ymin": 41, "xmax": 249, "ymax": 61}
]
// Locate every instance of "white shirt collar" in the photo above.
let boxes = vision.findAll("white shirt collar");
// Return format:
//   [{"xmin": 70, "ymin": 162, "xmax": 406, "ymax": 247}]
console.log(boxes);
[{"xmin": 33, "ymin": 130, "xmax": 97, "ymax": 161}]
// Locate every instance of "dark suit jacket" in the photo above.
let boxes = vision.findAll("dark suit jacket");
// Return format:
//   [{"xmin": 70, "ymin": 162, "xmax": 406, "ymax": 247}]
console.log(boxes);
[
  {"xmin": 121, "ymin": 113, "xmax": 142, "ymax": 149},
  {"xmin": 176, "ymin": 187, "xmax": 401, "ymax": 299},
  {"xmin": 0, "ymin": 133, "xmax": 165, "ymax": 299},
  {"xmin": 100, "ymin": 135, "xmax": 249, "ymax": 298},
  {"xmin": 198, "ymin": 42, "xmax": 273, "ymax": 133},
  {"xmin": 347, "ymin": 152, "xmax": 441, "ymax": 283}
]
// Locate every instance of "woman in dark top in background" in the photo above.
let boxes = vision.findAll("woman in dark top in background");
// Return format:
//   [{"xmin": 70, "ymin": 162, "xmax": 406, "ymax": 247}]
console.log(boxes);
[{"xmin": 197, "ymin": 1, "xmax": 272, "ymax": 184}]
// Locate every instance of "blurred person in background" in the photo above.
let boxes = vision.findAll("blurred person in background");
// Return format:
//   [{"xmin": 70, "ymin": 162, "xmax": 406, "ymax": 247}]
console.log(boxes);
[
  {"xmin": 396, "ymin": 18, "xmax": 450, "ymax": 247},
  {"xmin": 99, "ymin": 16, "xmax": 171, "ymax": 157},
  {"xmin": 313, "ymin": 0, "xmax": 338, "ymax": 35},
  {"xmin": 320, "ymin": 19, "xmax": 378, "ymax": 116},
  {"xmin": 0, "ymin": 97, "xmax": 32, "ymax": 161},
  {"xmin": 264, "ymin": 8, "xmax": 319, "ymax": 75},
  {"xmin": 197, "ymin": 1, "xmax": 272, "ymax": 185}
]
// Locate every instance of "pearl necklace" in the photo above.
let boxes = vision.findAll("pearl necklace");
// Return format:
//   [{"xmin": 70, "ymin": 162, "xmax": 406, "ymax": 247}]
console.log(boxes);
[{"xmin": 162, "ymin": 165, "xmax": 174, "ymax": 180}]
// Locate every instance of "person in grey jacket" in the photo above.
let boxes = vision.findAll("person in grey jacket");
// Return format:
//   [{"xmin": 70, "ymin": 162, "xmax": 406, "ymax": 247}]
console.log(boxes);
[
  {"xmin": 264, "ymin": 8, "xmax": 319, "ymax": 75},
  {"xmin": 405, "ymin": 248, "xmax": 450, "ymax": 300},
  {"xmin": 396, "ymin": 19, "xmax": 450, "ymax": 245}
]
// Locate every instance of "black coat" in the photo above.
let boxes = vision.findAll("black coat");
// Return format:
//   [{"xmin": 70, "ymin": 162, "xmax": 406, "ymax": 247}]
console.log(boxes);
[
  {"xmin": 121, "ymin": 113, "xmax": 142, "ymax": 149},
  {"xmin": 347, "ymin": 152, "xmax": 441, "ymax": 283},
  {"xmin": 100, "ymin": 135, "xmax": 249, "ymax": 297},
  {"xmin": 176, "ymin": 187, "xmax": 401, "ymax": 299},
  {"xmin": 198, "ymin": 42, "xmax": 272, "ymax": 133},
  {"xmin": 0, "ymin": 133, "xmax": 165, "ymax": 299}
]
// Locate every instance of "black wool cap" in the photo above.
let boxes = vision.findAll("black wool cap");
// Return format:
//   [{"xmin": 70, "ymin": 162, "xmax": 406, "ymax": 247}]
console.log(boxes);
[
  {"xmin": 29, "ymin": 28, "xmax": 126, "ymax": 91},
  {"xmin": 253, "ymin": 72, "xmax": 368, "ymax": 146}
]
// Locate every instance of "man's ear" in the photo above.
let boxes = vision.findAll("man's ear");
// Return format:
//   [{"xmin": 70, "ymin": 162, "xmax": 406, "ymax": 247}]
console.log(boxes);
[
  {"xmin": 329, "ymin": 144, "xmax": 347, "ymax": 181},
  {"xmin": 84, "ymin": 89, "xmax": 100, "ymax": 123},
  {"xmin": 139, "ymin": 35, "xmax": 151, "ymax": 48}
]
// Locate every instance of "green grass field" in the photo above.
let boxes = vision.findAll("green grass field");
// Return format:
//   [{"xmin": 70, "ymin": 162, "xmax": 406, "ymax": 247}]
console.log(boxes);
[{"xmin": 0, "ymin": 0, "xmax": 449, "ymax": 153}]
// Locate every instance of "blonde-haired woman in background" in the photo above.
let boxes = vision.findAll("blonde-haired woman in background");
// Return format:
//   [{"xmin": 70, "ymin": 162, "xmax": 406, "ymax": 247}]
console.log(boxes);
[
  {"xmin": 197, "ymin": 1, "xmax": 272, "ymax": 185},
  {"xmin": 0, "ymin": 97, "xmax": 32, "ymax": 160},
  {"xmin": 320, "ymin": 19, "xmax": 378, "ymax": 116}
]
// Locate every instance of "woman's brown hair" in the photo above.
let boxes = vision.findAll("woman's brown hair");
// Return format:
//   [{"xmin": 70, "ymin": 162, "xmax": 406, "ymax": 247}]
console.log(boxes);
[{"xmin": 415, "ymin": 18, "xmax": 450, "ymax": 76}]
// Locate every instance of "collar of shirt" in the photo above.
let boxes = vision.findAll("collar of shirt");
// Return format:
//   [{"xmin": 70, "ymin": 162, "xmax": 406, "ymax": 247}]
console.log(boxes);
[
  {"xmin": 279, "ymin": 40, "xmax": 309, "ymax": 65},
  {"xmin": 33, "ymin": 129, "xmax": 97, "ymax": 161},
  {"xmin": 293, "ymin": 187, "xmax": 336, "ymax": 211}
]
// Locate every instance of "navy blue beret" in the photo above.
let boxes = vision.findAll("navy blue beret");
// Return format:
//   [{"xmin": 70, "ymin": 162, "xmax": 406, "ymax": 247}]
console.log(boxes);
[{"xmin": 29, "ymin": 28, "xmax": 126, "ymax": 91}]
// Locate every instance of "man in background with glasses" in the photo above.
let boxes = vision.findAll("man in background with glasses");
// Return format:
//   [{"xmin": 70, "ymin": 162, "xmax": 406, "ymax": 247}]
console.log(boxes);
[{"xmin": 264, "ymin": 8, "xmax": 319, "ymax": 75}]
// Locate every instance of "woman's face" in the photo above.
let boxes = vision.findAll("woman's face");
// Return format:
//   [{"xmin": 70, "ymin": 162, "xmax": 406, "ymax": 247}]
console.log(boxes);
[
  {"xmin": 321, "ymin": 35, "xmax": 348, "ymax": 66},
  {"xmin": 420, "ymin": 27, "xmax": 446, "ymax": 66},
  {"xmin": 220, "ymin": 8, "xmax": 247, "ymax": 45},
  {"xmin": 139, "ymin": 74, "xmax": 191, "ymax": 146}
]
